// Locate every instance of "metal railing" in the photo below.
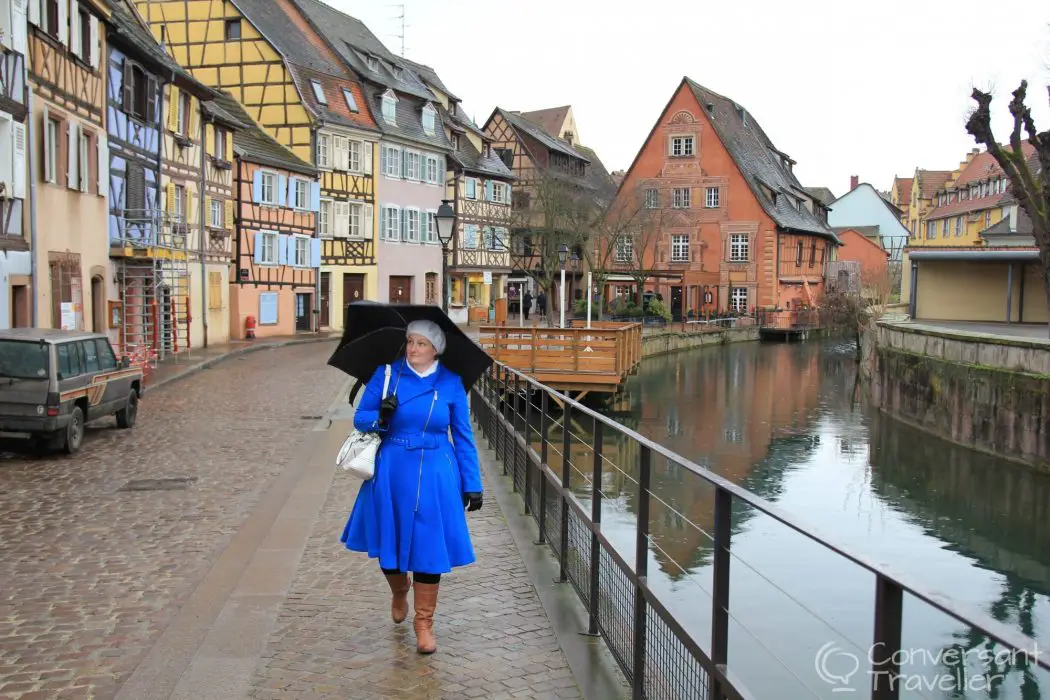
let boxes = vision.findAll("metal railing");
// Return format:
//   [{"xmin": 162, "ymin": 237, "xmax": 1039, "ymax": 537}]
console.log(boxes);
[{"xmin": 469, "ymin": 362, "xmax": 1050, "ymax": 700}]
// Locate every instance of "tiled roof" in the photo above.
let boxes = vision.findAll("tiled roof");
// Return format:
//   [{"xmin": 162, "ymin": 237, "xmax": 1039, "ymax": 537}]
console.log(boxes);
[
  {"xmin": 288, "ymin": 64, "xmax": 377, "ymax": 131},
  {"xmin": 451, "ymin": 133, "xmax": 514, "ymax": 181},
  {"xmin": 804, "ymin": 187, "xmax": 836, "ymax": 206},
  {"xmin": 894, "ymin": 177, "xmax": 913, "ymax": 204},
  {"xmin": 981, "ymin": 206, "xmax": 1033, "ymax": 237},
  {"xmin": 230, "ymin": 0, "xmax": 343, "ymax": 76},
  {"xmin": 926, "ymin": 190, "xmax": 1013, "ymax": 220},
  {"xmin": 948, "ymin": 142, "xmax": 1035, "ymax": 190},
  {"xmin": 685, "ymin": 78, "xmax": 838, "ymax": 241},
  {"xmin": 290, "ymin": 0, "xmax": 435, "ymax": 101},
  {"xmin": 498, "ymin": 109, "xmax": 589, "ymax": 162},
  {"xmin": 214, "ymin": 91, "xmax": 316, "ymax": 176},
  {"xmin": 200, "ymin": 99, "xmax": 250, "ymax": 130},
  {"xmin": 363, "ymin": 84, "xmax": 451, "ymax": 151},
  {"xmin": 519, "ymin": 106, "xmax": 570, "ymax": 140},
  {"xmin": 571, "ymin": 144, "xmax": 616, "ymax": 201},
  {"xmin": 400, "ymin": 58, "xmax": 458, "ymax": 101},
  {"xmin": 914, "ymin": 169, "xmax": 952, "ymax": 199}
]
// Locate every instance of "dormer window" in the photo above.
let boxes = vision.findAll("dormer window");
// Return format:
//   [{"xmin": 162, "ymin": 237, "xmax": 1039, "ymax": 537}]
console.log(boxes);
[
  {"xmin": 310, "ymin": 80, "xmax": 327, "ymax": 105},
  {"xmin": 342, "ymin": 88, "xmax": 358, "ymax": 113},
  {"xmin": 366, "ymin": 55, "xmax": 378, "ymax": 71},
  {"xmin": 392, "ymin": 66, "xmax": 403, "ymax": 80},
  {"xmin": 422, "ymin": 103, "xmax": 436, "ymax": 136},
  {"xmin": 381, "ymin": 90, "xmax": 398, "ymax": 125}
]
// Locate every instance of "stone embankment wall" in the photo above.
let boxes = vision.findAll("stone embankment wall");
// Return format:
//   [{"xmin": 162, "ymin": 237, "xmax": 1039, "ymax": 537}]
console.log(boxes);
[
  {"xmin": 642, "ymin": 326, "xmax": 759, "ymax": 358},
  {"xmin": 866, "ymin": 322, "xmax": 1050, "ymax": 469}
]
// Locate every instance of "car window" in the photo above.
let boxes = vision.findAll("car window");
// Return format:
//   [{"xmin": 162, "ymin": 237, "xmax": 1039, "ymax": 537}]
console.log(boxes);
[
  {"xmin": 95, "ymin": 339, "xmax": 118, "ymax": 371},
  {"xmin": 80, "ymin": 340, "xmax": 100, "ymax": 373},
  {"xmin": 0, "ymin": 340, "xmax": 49, "ymax": 380},
  {"xmin": 57, "ymin": 342, "xmax": 85, "ymax": 379}
]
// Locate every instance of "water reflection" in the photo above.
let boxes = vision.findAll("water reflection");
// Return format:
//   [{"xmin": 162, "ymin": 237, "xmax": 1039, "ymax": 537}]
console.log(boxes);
[{"xmin": 538, "ymin": 340, "xmax": 1050, "ymax": 699}]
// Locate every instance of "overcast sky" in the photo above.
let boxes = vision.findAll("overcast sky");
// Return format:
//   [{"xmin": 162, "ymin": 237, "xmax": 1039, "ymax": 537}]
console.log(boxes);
[{"xmin": 330, "ymin": 0, "xmax": 1049, "ymax": 196}]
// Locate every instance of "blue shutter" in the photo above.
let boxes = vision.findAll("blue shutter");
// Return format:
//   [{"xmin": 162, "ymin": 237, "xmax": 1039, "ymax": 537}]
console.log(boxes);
[
  {"xmin": 380, "ymin": 207, "xmax": 387, "ymax": 239},
  {"xmin": 277, "ymin": 235, "xmax": 289, "ymax": 265},
  {"xmin": 400, "ymin": 209, "xmax": 406, "ymax": 241},
  {"xmin": 505, "ymin": 184, "xmax": 512, "ymax": 204},
  {"xmin": 485, "ymin": 180, "xmax": 494, "ymax": 201},
  {"xmin": 252, "ymin": 171, "xmax": 263, "ymax": 204},
  {"xmin": 380, "ymin": 146, "xmax": 387, "ymax": 175},
  {"xmin": 310, "ymin": 237, "xmax": 321, "ymax": 268},
  {"xmin": 253, "ymin": 232, "xmax": 264, "ymax": 263},
  {"xmin": 309, "ymin": 181, "xmax": 320, "ymax": 212},
  {"xmin": 277, "ymin": 175, "xmax": 288, "ymax": 207}
]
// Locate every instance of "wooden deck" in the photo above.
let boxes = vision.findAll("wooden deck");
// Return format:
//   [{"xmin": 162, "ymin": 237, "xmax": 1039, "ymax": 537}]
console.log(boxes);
[
  {"xmin": 758, "ymin": 309, "xmax": 823, "ymax": 341},
  {"xmin": 478, "ymin": 322, "xmax": 643, "ymax": 396}
]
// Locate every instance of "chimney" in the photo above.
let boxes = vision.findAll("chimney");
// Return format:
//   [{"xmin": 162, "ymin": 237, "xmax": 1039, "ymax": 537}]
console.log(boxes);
[
  {"xmin": 850, "ymin": 175, "xmax": 859, "ymax": 191},
  {"xmin": 564, "ymin": 131, "xmax": 574, "ymax": 145}
]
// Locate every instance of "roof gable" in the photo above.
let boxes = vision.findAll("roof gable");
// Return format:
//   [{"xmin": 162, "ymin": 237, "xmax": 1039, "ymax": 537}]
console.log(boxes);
[
  {"xmin": 827, "ymin": 183, "xmax": 910, "ymax": 237},
  {"xmin": 834, "ymin": 227, "xmax": 891, "ymax": 257}
]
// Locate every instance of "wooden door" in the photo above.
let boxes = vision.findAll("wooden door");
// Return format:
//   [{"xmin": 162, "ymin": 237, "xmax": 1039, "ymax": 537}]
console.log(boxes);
[
  {"xmin": 389, "ymin": 276, "xmax": 413, "ymax": 304},
  {"xmin": 295, "ymin": 293, "xmax": 311, "ymax": 331},
  {"xmin": 342, "ymin": 273, "xmax": 365, "ymax": 325},
  {"xmin": 320, "ymin": 272, "xmax": 331, "ymax": 327}
]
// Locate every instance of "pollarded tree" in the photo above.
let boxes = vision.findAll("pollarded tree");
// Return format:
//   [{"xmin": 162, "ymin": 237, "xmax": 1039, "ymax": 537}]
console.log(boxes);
[{"xmin": 966, "ymin": 81, "xmax": 1050, "ymax": 335}]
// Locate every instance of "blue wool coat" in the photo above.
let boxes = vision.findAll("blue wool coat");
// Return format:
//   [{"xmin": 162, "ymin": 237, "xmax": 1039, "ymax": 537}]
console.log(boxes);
[{"xmin": 340, "ymin": 358, "xmax": 482, "ymax": 574}]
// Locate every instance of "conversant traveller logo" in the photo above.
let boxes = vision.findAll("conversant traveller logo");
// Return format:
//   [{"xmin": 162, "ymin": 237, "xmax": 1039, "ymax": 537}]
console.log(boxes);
[{"xmin": 813, "ymin": 641, "xmax": 1044, "ymax": 694}]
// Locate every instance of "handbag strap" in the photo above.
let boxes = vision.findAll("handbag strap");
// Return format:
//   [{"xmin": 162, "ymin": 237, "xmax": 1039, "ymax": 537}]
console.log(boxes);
[{"xmin": 381, "ymin": 364, "xmax": 391, "ymax": 399}]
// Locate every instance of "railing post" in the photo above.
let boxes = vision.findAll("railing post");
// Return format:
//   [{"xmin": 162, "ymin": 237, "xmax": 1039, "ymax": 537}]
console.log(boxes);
[
  {"xmin": 536, "ymin": 390, "xmax": 549, "ymax": 545},
  {"xmin": 586, "ymin": 417, "xmax": 603, "ymax": 636},
  {"xmin": 709, "ymin": 486, "xmax": 732, "ymax": 700},
  {"xmin": 523, "ymin": 380, "xmax": 533, "ymax": 515},
  {"xmin": 871, "ymin": 575, "xmax": 903, "ymax": 700},
  {"xmin": 512, "ymin": 374, "xmax": 521, "ymax": 492},
  {"xmin": 558, "ymin": 401, "xmax": 572, "ymax": 583},
  {"xmin": 632, "ymin": 445, "xmax": 651, "ymax": 699},
  {"xmin": 501, "ymin": 371, "xmax": 511, "ymax": 472}
]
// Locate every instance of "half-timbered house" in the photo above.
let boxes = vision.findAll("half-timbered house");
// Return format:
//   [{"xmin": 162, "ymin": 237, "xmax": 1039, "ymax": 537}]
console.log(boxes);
[
  {"xmin": 405, "ymin": 59, "xmax": 514, "ymax": 324},
  {"xmin": 0, "ymin": 0, "xmax": 31, "ymax": 327},
  {"xmin": 293, "ymin": 0, "xmax": 448, "ymax": 307},
  {"xmin": 483, "ymin": 107, "xmax": 608, "ymax": 312},
  {"xmin": 131, "ymin": 0, "xmax": 379, "ymax": 331},
  {"xmin": 610, "ymin": 78, "xmax": 839, "ymax": 318},
  {"xmin": 28, "ymin": 0, "xmax": 109, "ymax": 333},
  {"xmin": 221, "ymin": 91, "xmax": 319, "ymax": 339}
]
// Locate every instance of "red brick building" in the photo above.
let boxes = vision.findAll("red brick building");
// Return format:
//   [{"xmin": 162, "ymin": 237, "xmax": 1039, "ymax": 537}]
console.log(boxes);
[{"xmin": 607, "ymin": 77, "xmax": 839, "ymax": 318}]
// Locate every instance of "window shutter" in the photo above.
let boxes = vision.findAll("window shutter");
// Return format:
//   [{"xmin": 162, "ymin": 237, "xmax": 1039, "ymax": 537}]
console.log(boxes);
[
  {"xmin": 485, "ymin": 181, "xmax": 493, "ymax": 201},
  {"xmin": 204, "ymin": 124, "xmax": 213, "ymax": 155},
  {"xmin": 399, "ymin": 208, "xmax": 406, "ymax": 241},
  {"xmin": 309, "ymin": 181, "xmax": 320, "ymax": 212},
  {"xmin": 88, "ymin": 15, "xmax": 99, "ymax": 68},
  {"xmin": 225, "ymin": 199, "xmax": 234, "ymax": 229},
  {"xmin": 167, "ymin": 86, "xmax": 179, "ymax": 131},
  {"xmin": 252, "ymin": 170, "xmax": 262, "ymax": 203},
  {"xmin": 57, "ymin": 0, "xmax": 68, "ymax": 46},
  {"xmin": 277, "ymin": 235, "xmax": 289, "ymax": 265},
  {"xmin": 187, "ymin": 98, "xmax": 198, "ymax": 139},
  {"xmin": 146, "ymin": 76, "xmax": 158, "ymax": 125},
  {"xmin": 363, "ymin": 203, "xmax": 373, "ymax": 238},
  {"xmin": 122, "ymin": 60, "xmax": 133, "ymax": 114},
  {"xmin": 505, "ymin": 184, "xmax": 512, "ymax": 205},
  {"xmin": 253, "ymin": 232, "xmax": 264, "ymax": 264},
  {"xmin": 12, "ymin": 122, "xmax": 26, "ymax": 199},
  {"xmin": 70, "ymin": 0, "xmax": 81, "ymax": 58},
  {"xmin": 28, "ymin": 0, "xmax": 39, "ymax": 27},
  {"xmin": 310, "ymin": 237, "xmax": 321, "ymax": 268},
  {"xmin": 363, "ymin": 143, "xmax": 372, "ymax": 174},
  {"xmin": 12, "ymin": 0, "xmax": 28, "ymax": 54},
  {"xmin": 166, "ymin": 182, "xmax": 175, "ymax": 214},
  {"xmin": 379, "ymin": 206, "xmax": 386, "ymax": 239},
  {"xmin": 67, "ymin": 122, "xmax": 78, "ymax": 190},
  {"xmin": 203, "ymin": 195, "xmax": 212, "ymax": 226},
  {"xmin": 277, "ymin": 175, "xmax": 287, "ymax": 207}
]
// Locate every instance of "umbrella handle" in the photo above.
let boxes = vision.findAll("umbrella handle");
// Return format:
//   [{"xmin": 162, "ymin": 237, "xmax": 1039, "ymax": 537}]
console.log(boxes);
[{"xmin": 348, "ymin": 378, "xmax": 364, "ymax": 406}]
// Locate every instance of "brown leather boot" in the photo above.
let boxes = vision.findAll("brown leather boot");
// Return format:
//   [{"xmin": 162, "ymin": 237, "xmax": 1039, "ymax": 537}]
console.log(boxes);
[
  {"xmin": 385, "ymin": 573, "xmax": 411, "ymax": 624},
  {"xmin": 412, "ymin": 581, "xmax": 439, "ymax": 654}
]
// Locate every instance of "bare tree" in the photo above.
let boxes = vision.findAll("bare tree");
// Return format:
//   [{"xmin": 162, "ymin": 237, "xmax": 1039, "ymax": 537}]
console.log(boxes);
[
  {"xmin": 582, "ymin": 183, "xmax": 654, "ymax": 318},
  {"xmin": 966, "ymin": 80, "xmax": 1050, "ymax": 335}
]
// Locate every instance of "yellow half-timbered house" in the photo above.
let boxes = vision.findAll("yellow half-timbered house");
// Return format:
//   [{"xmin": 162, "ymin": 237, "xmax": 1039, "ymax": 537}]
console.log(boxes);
[{"xmin": 132, "ymin": 0, "xmax": 380, "ymax": 331}]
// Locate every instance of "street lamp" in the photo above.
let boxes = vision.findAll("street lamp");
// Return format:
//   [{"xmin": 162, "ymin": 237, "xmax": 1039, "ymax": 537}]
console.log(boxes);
[
  {"xmin": 435, "ymin": 199, "xmax": 456, "ymax": 313},
  {"xmin": 558, "ymin": 244, "xmax": 569, "ymax": 329}
]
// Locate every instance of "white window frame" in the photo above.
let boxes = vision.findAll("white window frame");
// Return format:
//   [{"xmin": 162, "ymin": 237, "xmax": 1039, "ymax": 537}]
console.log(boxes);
[
  {"xmin": 317, "ymin": 134, "xmax": 331, "ymax": 169},
  {"xmin": 382, "ymin": 91, "xmax": 398, "ymax": 125},
  {"xmin": 492, "ymin": 182, "xmax": 507, "ymax": 204},
  {"xmin": 730, "ymin": 287, "xmax": 748, "ymax": 313},
  {"xmin": 466, "ymin": 178, "xmax": 477, "ymax": 200},
  {"xmin": 348, "ymin": 140, "xmax": 361, "ymax": 172},
  {"xmin": 422, "ymin": 104, "xmax": 436, "ymax": 135},
  {"xmin": 210, "ymin": 198, "xmax": 222, "ymax": 228},
  {"xmin": 292, "ymin": 178, "xmax": 308, "ymax": 210},
  {"xmin": 616, "ymin": 236, "xmax": 633, "ymax": 263},
  {"xmin": 260, "ymin": 171, "xmax": 276, "ymax": 205},
  {"xmin": 383, "ymin": 205, "xmax": 401, "ymax": 241},
  {"xmin": 260, "ymin": 231, "xmax": 279, "ymax": 265},
  {"xmin": 174, "ymin": 184, "xmax": 185, "ymax": 221},
  {"xmin": 383, "ymin": 145, "xmax": 401, "ymax": 178},
  {"xmin": 310, "ymin": 80, "xmax": 327, "ymax": 105},
  {"xmin": 342, "ymin": 88, "xmax": 358, "ymax": 113},
  {"xmin": 349, "ymin": 201, "xmax": 363, "ymax": 238},
  {"xmin": 672, "ymin": 187, "xmax": 690, "ymax": 209},
  {"xmin": 404, "ymin": 150, "xmax": 420, "ymax": 181},
  {"xmin": 670, "ymin": 234, "xmax": 689, "ymax": 262},
  {"xmin": 78, "ymin": 129, "xmax": 90, "ymax": 192},
  {"xmin": 670, "ymin": 135, "xmax": 695, "ymax": 157},
  {"xmin": 705, "ymin": 187, "xmax": 720, "ymax": 208},
  {"xmin": 645, "ymin": 188, "xmax": 658, "ymax": 209},
  {"xmin": 425, "ymin": 155, "xmax": 439, "ymax": 184},
  {"xmin": 292, "ymin": 234, "xmax": 310, "ymax": 267},
  {"xmin": 729, "ymin": 234, "xmax": 748, "ymax": 262},
  {"xmin": 403, "ymin": 207, "xmax": 420, "ymax": 243},
  {"xmin": 319, "ymin": 197, "xmax": 333, "ymax": 237}
]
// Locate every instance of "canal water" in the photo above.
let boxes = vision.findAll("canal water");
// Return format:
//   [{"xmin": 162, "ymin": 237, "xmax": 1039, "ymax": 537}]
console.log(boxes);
[{"xmin": 550, "ymin": 339, "xmax": 1050, "ymax": 699}]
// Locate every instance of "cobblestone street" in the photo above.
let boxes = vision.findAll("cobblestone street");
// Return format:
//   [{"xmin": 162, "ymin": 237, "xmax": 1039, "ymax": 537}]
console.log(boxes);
[{"xmin": 0, "ymin": 342, "xmax": 344, "ymax": 699}]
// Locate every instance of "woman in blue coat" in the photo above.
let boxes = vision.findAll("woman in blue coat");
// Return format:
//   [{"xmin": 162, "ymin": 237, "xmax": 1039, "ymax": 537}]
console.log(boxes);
[{"xmin": 341, "ymin": 319, "xmax": 483, "ymax": 654}]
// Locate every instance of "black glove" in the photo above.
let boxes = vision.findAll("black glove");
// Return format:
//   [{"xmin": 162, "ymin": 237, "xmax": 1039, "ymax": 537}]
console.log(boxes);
[
  {"xmin": 378, "ymin": 395, "xmax": 398, "ymax": 427},
  {"xmin": 463, "ymin": 492, "xmax": 483, "ymax": 512}
]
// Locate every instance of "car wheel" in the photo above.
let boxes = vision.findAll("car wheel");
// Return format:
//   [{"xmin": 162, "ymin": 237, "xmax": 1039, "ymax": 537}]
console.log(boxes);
[
  {"xmin": 116, "ymin": 390, "xmax": 138, "ymax": 429},
  {"xmin": 64, "ymin": 407, "xmax": 84, "ymax": 455}
]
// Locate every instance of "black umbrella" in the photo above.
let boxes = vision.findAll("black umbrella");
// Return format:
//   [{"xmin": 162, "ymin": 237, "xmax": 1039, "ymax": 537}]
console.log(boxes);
[{"xmin": 327, "ymin": 302, "xmax": 492, "ymax": 402}]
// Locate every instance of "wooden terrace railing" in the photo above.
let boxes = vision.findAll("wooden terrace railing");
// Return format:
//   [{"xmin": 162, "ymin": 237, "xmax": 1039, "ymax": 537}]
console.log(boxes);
[{"xmin": 477, "ymin": 323, "xmax": 642, "ymax": 393}]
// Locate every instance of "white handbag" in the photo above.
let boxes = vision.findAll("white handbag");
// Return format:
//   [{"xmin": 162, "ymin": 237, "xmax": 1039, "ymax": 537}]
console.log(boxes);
[{"xmin": 336, "ymin": 364, "xmax": 392, "ymax": 480}]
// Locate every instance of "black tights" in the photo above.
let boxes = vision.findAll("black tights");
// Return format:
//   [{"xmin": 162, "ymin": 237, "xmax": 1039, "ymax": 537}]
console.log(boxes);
[{"xmin": 382, "ymin": 567, "xmax": 440, "ymax": 584}]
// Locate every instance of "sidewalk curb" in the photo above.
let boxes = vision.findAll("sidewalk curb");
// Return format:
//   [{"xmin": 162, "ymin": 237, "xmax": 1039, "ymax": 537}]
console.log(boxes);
[{"xmin": 148, "ymin": 335, "xmax": 339, "ymax": 392}]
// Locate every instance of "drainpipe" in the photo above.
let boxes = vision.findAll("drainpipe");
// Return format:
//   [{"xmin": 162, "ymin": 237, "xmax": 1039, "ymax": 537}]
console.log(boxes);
[
  {"xmin": 908, "ymin": 261, "xmax": 918, "ymax": 318},
  {"xmin": 1018, "ymin": 265, "xmax": 1025, "ymax": 323},
  {"xmin": 25, "ymin": 56, "xmax": 38, "ymax": 326},
  {"xmin": 311, "ymin": 126, "xmax": 320, "ymax": 333},
  {"xmin": 198, "ymin": 107, "xmax": 209, "ymax": 347},
  {"xmin": 1005, "ymin": 263, "xmax": 1014, "ymax": 324}
]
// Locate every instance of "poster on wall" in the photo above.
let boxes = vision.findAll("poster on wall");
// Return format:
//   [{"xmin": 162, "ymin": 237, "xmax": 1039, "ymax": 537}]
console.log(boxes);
[{"xmin": 60, "ymin": 303, "xmax": 77, "ymax": 330}]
